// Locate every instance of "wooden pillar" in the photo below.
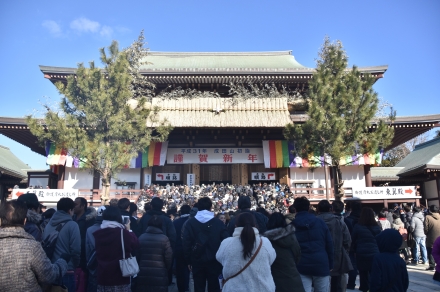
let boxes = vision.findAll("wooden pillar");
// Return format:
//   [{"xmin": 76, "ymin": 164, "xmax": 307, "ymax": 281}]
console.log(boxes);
[
  {"xmin": 92, "ymin": 169, "xmax": 100, "ymax": 190},
  {"xmin": 57, "ymin": 165, "xmax": 65, "ymax": 189},
  {"xmin": 231, "ymin": 165, "xmax": 240, "ymax": 185},
  {"xmin": 192, "ymin": 164, "xmax": 200, "ymax": 185},
  {"xmin": 436, "ymin": 175, "xmax": 440, "ymax": 206},
  {"xmin": 140, "ymin": 168, "xmax": 144, "ymax": 189},
  {"xmin": 240, "ymin": 164, "xmax": 248, "ymax": 185},
  {"xmin": 383, "ymin": 199, "xmax": 388, "ymax": 209},
  {"xmin": 364, "ymin": 165, "xmax": 372, "ymax": 187},
  {"xmin": 278, "ymin": 167, "xmax": 290, "ymax": 186}
]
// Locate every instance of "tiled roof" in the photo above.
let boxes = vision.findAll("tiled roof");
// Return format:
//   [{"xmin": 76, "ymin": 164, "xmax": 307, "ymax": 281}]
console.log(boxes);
[
  {"xmin": 371, "ymin": 167, "xmax": 405, "ymax": 181},
  {"xmin": 396, "ymin": 137, "xmax": 440, "ymax": 176},
  {"xmin": 0, "ymin": 145, "xmax": 31, "ymax": 178}
]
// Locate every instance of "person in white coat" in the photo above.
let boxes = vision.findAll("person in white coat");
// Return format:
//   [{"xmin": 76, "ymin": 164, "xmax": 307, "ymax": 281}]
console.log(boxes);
[{"xmin": 216, "ymin": 212, "xmax": 276, "ymax": 292}]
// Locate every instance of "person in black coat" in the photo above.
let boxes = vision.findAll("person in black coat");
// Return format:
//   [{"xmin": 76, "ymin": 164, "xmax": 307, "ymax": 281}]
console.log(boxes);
[
  {"xmin": 344, "ymin": 201, "xmax": 362, "ymax": 290},
  {"xmin": 135, "ymin": 215, "xmax": 172, "ymax": 292},
  {"xmin": 227, "ymin": 196, "xmax": 268, "ymax": 236},
  {"xmin": 118, "ymin": 198, "xmax": 140, "ymax": 237},
  {"xmin": 173, "ymin": 205, "xmax": 191, "ymax": 292},
  {"xmin": 351, "ymin": 207, "xmax": 381, "ymax": 292},
  {"xmin": 370, "ymin": 229, "xmax": 409, "ymax": 292}
]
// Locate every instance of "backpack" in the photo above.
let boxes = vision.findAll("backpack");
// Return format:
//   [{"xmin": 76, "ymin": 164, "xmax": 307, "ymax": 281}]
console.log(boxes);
[
  {"xmin": 191, "ymin": 220, "xmax": 212, "ymax": 261},
  {"xmin": 41, "ymin": 222, "xmax": 67, "ymax": 259}
]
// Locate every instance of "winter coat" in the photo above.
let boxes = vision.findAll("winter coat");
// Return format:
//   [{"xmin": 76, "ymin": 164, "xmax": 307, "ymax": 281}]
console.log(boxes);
[
  {"xmin": 432, "ymin": 236, "xmax": 440, "ymax": 274},
  {"xmin": 403, "ymin": 211, "xmax": 413, "ymax": 229},
  {"xmin": 135, "ymin": 226, "xmax": 173, "ymax": 292},
  {"xmin": 94, "ymin": 227, "xmax": 139, "ymax": 286},
  {"xmin": 293, "ymin": 211, "xmax": 334, "ymax": 277},
  {"xmin": 42, "ymin": 210, "xmax": 81, "ymax": 270},
  {"xmin": 85, "ymin": 215, "xmax": 103, "ymax": 274},
  {"xmin": 173, "ymin": 214, "xmax": 190, "ymax": 255},
  {"xmin": 24, "ymin": 209, "xmax": 43, "ymax": 242},
  {"xmin": 284, "ymin": 213, "xmax": 296, "ymax": 225},
  {"xmin": 138, "ymin": 209, "xmax": 176, "ymax": 250},
  {"xmin": 351, "ymin": 224, "xmax": 381, "ymax": 271},
  {"xmin": 345, "ymin": 210, "xmax": 360, "ymax": 235},
  {"xmin": 424, "ymin": 212, "xmax": 440, "ymax": 248},
  {"xmin": 182, "ymin": 212, "xmax": 229, "ymax": 266},
  {"xmin": 393, "ymin": 218, "xmax": 407, "ymax": 249},
  {"xmin": 73, "ymin": 207, "xmax": 96, "ymax": 270},
  {"xmin": 317, "ymin": 212, "xmax": 352, "ymax": 276},
  {"xmin": 378, "ymin": 218, "xmax": 391, "ymax": 230},
  {"xmin": 227, "ymin": 209, "xmax": 268, "ymax": 236},
  {"xmin": 264, "ymin": 225, "xmax": 305, "ymax": 292},
  {"xmin": 386, "ymin": 212, "xmax": 394, "ymax": 226},
  {"xmin": 216, "ymin": 227, "xmax": 276, "ymax": 292},
  {"xmin": 0, "ymin": 227, "xmax": 68, "ymax": 292},
  {"xmin": 410, "ymin": 211, "xmax": 425, "ymax": 238},
  {"xmin": 369, "ymin": 229, "xmax": 409, "ymax": 292}
]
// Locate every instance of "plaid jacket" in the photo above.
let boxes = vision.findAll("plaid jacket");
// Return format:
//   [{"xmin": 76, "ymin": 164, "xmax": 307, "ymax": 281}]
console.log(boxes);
[{"xmin": 0, "ymin": 227, "xmax": 67, "ymax": 292}]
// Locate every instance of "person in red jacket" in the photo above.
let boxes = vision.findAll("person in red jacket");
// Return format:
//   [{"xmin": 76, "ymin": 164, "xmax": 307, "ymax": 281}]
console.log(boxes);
[{"xmin": 94, "ymin": 206, "xmax": 139, "ymax": 292}]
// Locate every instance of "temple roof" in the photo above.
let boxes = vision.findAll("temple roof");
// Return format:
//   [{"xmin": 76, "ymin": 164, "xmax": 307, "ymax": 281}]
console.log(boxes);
[
  {"xmin": 396, "ymin": 136, "xmax": 440, "ymax": 176},
  {"xmin": 0, "ymin": 145, "xmax": 31, "ymax": 179}
]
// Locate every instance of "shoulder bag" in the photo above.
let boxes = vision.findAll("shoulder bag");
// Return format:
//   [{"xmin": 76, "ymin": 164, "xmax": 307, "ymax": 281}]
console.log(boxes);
[
  {"xmin": 119, "ymin": 229, "xmax": 139, "ymax": 277},
  {"xmin": 222, "ymin": 238, "xmax": 263, "ymax": 287}
]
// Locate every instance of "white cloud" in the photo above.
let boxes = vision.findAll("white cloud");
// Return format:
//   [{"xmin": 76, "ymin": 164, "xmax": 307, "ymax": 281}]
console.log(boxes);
[
  {"xmin": 100, "ymin": 25, "xmax": 113, "ymax": 37},
  {"xmin": 42, "ymin": 20, "xmax": 62, "ymax": 36},
  {"xmin": 70, "ymin": 17, "xmax": 100, "ymax": 33}
]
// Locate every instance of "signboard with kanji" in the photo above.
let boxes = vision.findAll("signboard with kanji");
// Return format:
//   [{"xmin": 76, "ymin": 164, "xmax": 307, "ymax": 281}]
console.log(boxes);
[
  {"xmin": 251, "ymin": 172, "xmax": 276, "ymax": 180},
  {"xmin": 351, "ymin": 186, "xmax": 420, "ymax": 200},
  {"xmin": 155, "ymin": 173, "xmax": 180, "ymax": 181},
  {"xmin": 187, "ymin": 174, "xmax": 195, "ymax": 186},
  {"xmin": 167, "ymin": 148, "xmax": 263, "ymax": 164},
  {"xmin": 12, "ymin": 189, "xmax": 79, "ymax": 203}
]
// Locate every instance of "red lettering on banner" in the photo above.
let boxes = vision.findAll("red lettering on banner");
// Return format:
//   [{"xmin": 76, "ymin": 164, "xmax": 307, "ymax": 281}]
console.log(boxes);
[
  {"xmin": 174, "ymin": 154, "xmax": 183, "ymax": 163},
  {"xmin": 223, "ymin": 154, "xmax": 233, "ymax": 163},
  {"xmin": 248, "ymin": 154, "xmax": 258, "ymax": 162},
  {"xmin": 199, "ymin": 154, "xmax": 208, "ymax": 163}
]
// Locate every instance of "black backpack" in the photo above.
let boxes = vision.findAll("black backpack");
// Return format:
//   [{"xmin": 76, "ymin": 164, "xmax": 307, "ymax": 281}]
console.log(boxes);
[
  {"xmin": 41, "ymin": 222, "xmax": 67, "ymax": 259},
  {"xmin": 191, "ymin": 220, "xmax": 212, "ymax": 261}
]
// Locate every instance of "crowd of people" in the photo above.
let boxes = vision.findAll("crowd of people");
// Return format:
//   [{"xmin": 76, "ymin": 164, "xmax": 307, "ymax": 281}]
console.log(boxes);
[{"xmin": 1, "ymin": 182, "xmax": 440, "ymax": 292}]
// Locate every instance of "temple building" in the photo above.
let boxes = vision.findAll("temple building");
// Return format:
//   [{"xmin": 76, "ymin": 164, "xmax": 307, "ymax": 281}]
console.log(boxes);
[{"xmin": 1, "ymin": 51, "xmax": 440, "ymax": 206}]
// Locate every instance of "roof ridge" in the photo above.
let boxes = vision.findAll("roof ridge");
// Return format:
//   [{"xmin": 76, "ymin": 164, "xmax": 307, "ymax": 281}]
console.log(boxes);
[
  {"xmin": 148, "ymin": 51, "xmax": 293, "ymax": 56},
  {"xmin": 414, "ymin": 136, "xmax": 440, "ymax": 150},
  {"xmin": 0, "ymin": 145, "xmax": 10, "ymax": 150}
]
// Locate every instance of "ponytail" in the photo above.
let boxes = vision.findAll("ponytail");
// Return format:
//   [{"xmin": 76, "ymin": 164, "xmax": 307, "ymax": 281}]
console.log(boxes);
[{"xmin": 236, "ymin": 212, "xmax": 257, "ymax": 259}]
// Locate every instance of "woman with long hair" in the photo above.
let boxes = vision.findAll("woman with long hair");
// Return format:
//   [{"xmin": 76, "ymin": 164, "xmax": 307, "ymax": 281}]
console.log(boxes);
[
  {"xmin": 351, "ymin": 207, "xmax": 381, "ymax": 292},
  {"xmin": 216, "ymin": 212, "xmax": 276, "ymax": 292},
  {"xmin": 94, "ymin": 206, "xmax": 139, "ymax": 292},
  {"xmin": 264, "ymin": 212, "xmax": 305, "ymax": 292}
]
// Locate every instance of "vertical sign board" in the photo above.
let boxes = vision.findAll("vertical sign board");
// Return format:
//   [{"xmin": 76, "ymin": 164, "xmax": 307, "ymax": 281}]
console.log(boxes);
[
  {"xmin": 251, "ymin": 172, "xmax": 276, "ymax": 181},
  {"xmin": 187, "ymin": 174, "xmax": 195, "ymax": 186},
  {"xmin": 144, "ymin": 174, "xmax": 152, "ymax": 186}
]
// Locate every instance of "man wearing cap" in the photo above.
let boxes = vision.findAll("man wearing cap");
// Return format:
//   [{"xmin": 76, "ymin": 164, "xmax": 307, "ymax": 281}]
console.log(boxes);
[
  {"xmin": 17, "ymin": 193, "xmax": 43, "ymax": 242},
  {"xmin": 424, "ymin": 205, "xmax": 440, "ymax": 271}
]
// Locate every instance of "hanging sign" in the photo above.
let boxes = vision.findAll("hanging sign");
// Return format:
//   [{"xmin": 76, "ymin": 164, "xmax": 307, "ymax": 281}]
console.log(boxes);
[
  {"xmin": 144, "ymin": 174, "xmax": 152, "ymax": 186},
  {"xmin": 155, "ymin": 173, "xmax": 180, "ymax": 181},
  {"xmin": 187, "ymin": 174, "xmax": 195, "ymax": 186},
  {"xmin": 351, "ymin": 186, "xmax": 419, "ymax": 200},
  {"xmin": 251, "ymin": 172, "xmax": 276, "ymax": 181},
  {"xmin": 167, "ymin": 148, "xmax": 263, "ymax": 164},
  {"xmin": 12, "ymin": 189, "xmax": 79, "ymax": 203}
]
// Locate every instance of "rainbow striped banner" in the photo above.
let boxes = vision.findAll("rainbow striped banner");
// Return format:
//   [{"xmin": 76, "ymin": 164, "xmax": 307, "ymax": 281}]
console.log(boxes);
[{"xmin": 262, "ymin": 140, "xmax": 383, "ymax": 168}]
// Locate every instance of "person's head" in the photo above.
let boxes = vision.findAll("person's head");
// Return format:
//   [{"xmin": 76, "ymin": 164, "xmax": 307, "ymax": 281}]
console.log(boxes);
[
  {"xmin": 129, "ymin": 203, "xmax": 138, "ymax": 216},
  {"xmin": 317, "ymin": 200, "xmax": 331, "ymax": 213},
  {"xmin": 17, "ymin": 193, "xmax": 39, "ymax": 212},
  {"xmin": 42, "ymin": 208, "xmax": 56, "ymax": 220},
  {"xmin": 375, "ymin": 229, "xmax": 403, "ymax": 253},
  {"xmin": 267, "ymin": 212, "xmax": 287, "ymax": 230},
  {"xmin": 102, "ymin": 206, "xmax": 122, "ymax": 224},
  {"xmin": 332, "ymin": 201, "xmax": 344, "ymax": 215},
  {"xmin": 197, "ymin": 197, "xmax": 212, "ymax": 211},
  {"xmin": 57, "ymin": 198, "xmax": 75, "ymax": 215},
  {"xmin": 293, "ymin": 196, "xmax": 310, "ymax": 213},
  {"xmin": 118, "ymin": 198, "xmax": 130, "ymax": 212},
  {"xmin": 235, "ymin": 212, "xmax": 257, "ymax": 260},
  {"xmin": 144, "ymin": 202, "xmax": 151, "ymax": 212},
  {"xmin": 180, "ymin": 205, "xmax": 191, "ymax": 215},
  {"xmin": 358, "ymin": 207, "xmax": 377, "ymax": 226},
  {"xmin": 403, "ymin": 205, "xmax": 411, "ymax": 213},
  {"xmin": 0, "ymin": 200, "xmax": 27, "ymax": 227},
  {"xmin": 151, "ymin": 197, "xmax": 164, "ymax": 211},
  {"xmin": 413, "ymin": 206, "xmax": 421, "ymax": 213},
  {"xmin": 109, "ymin": 198, "xmax": 119, "ymax": 207},
  {"xmin": 147, "ymin": 215, "xmax": 163, "ymax": 229},
  {"xmin": 392, "ymin": 213, "xmax": 399, "ymax": 220},
  {"xmin": 378, "ymin": 211, "xmax": 387, "ymax": 219},
  {"xmin": 288, "ymin": 205, "xmax": 296, "ymax": 214},
  {"xmin": 351, "ymin": 201, "xmax": 362, "ymax": 214},
  {"xmin": 238, "ymin": 196, "xmax": 251, "ymax": 210},
  {"xmin": 217, "ymin": 213, "xmax": 226, "ymax": 224},
  {"xmin": 74, "ymin": 197, "xmax": 87, "ymax": 215},
  {"xmin": 429, "ymin": 205, "xmax": 439, "ymax": 213}
]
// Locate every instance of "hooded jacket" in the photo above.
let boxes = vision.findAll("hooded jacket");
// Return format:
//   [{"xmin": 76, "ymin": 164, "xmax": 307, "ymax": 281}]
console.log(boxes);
[
  {"xmin": 24, "ymin": 209, "xmax": 43, "ymax": 242},
  {"xmin": 264, "ymin": 225, "xmax": 305, "ymax": 292},
  {"xmin": 138, "ymin": 209, "xmax": 176, "ymax": 250},
  {"xmin": 73, "ymin": 207, "xmax": 96, "ymax": 269},
  {"xmin": 216, "ymin": 227, "xmax": 276, "ymax": 292},
  {"xmin": 424, "ymin": 212, "xmax": 440, "ymax": 248},
  {"xmin": 85, "ymin": 215, "xmax": 104, "ymax": 274},
  {"xmin": 410, "ymin": 211, "xmax": 425, "ymax": 237},
  {"xmin": 351, "ymin": 224, "xmax": 381, "ymax": 271},
  {"xmin": 42, "ymin": 210, "xmax": 81, "ymax": 270},
  {"xmin": 0, "ymin": 227, "xmax": 68, "ymax": 292},
  {"xmin": 432, "ymin": 236, "xmax": 440, "ymax": 274},
  {"xmin": 369, "ymin": 229, "xmax": 409, "ymax": 292},
  {"xmin": 293, "ymin": 211, "xmax": 334, "ymax": 277}
]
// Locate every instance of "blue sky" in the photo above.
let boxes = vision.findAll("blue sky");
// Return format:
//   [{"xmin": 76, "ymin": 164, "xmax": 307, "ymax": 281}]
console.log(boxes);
[{"xmin": 1, "ymin": 0, "xmax": 439, "ymax": 169}]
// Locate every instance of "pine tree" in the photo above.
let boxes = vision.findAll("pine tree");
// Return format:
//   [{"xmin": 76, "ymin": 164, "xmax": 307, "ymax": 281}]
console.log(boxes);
[
  {"xmin": 27, "ymin": 35, "xmax": 171, "ymax": 204},
  {"xmin": 284, "ymin": 37, "xmax": 394, "ymax": 200}
]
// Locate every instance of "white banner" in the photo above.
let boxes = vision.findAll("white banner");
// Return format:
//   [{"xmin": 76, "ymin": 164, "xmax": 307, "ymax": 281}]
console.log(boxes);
[
  {"xmin": 167, "ymin": 148, "xmax": 263, "ymax": 164},
  {"xmin": 351, "ymin": 186, "xmax": 419, "ymax": 200},
  {"xmin": 12, "ymin": 189, "xmax": 79, "ymax": 203},
  {"xmin": 251, "ymin": 172, "xmax": 276, "ymax": 180},
  {"xmin": 144, "ymin": 174, "xmax": 152, "ymax": 186},
  {"xmin": 187, "ymin": 174, "xmax": 195, "ymax": 186},
  {"xmin": 156, "ymin": 173, "xmax": 180, "ymax": 181}
]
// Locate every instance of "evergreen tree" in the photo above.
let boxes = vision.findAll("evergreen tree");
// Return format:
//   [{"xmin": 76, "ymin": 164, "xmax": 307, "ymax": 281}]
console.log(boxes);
[
  {"xmin": 27, "ymin": 35, "xmax": 171, "ymax": 204},
  {"xmin": 284, "ymin": 37, "xmax": 394, "ymax": 199}
]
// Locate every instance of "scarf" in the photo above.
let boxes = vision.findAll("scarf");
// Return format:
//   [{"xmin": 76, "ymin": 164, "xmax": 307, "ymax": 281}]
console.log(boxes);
[{"xmin": 101, "ymin": 220, "xmax": 125, "ymax": 229}]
